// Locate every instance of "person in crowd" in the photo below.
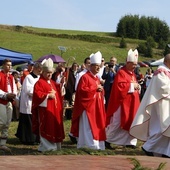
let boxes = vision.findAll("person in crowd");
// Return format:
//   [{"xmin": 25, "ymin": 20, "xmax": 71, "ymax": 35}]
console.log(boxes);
[
  {"xmin": 144, "ymin": 68, "xmax": 153, "ymax": 89},
  {"xmin": 134, "ymin": 66, "xmax": 140, "ymax": 80},
  {"xmin": 79, "ymin": 63, "xmax": 86, "ymax": 72},
  {"xmin": 69, "ymin": 51, "xmax": 106, "ymax": 150},
  {"xmin": 65, "ymin": 62, "xmax": 79, "ymax": 106},
  {"xmin": 52, "ymin": 63, "xmax": 66, "ymax": 96},
  {"xmin": 98, "ymin": 57, "xmax": 105, "ymax": 77},
  {"xmin": 74, "ymin": 55, "xmax": 92, "ymax": 90},
  {"xmin": 20, "ymin": 61, "xmax": 34, "ymax": 84},
  {"xmin": 52, "ymin": 63, "xmax": 66, "ymax": 83},
  {"xmin": 68, "ymin": 55, "xmax": 91, "ymax": 143},
  {"xmin": 102, "ymin": 56, "xmax": 119, "ymax": 110},
  {"xmin": 0, "ymin": 59, "xmax": 17, "ymax": 152},
  {"xmin": 12, "ymin": 71, "xmax": 21, "ymax": 120},
  {"xmin": 137, "ymin": 70, "xmax": 145, "ymax": 100},
  {"xmin": 97, "ymin": 57, "xmax": 105, "ymax": 85},
  {"xmin": 130, "ymin": 54, "xmax": 170, "ymax": 158},
  {"xmin": 11, "ymin": 71, "xmax": 22, "ymax": 121},
  {"xmin": 64, "ymin": 62, "xmax": 79, "ymax": 119},
  {"xmin": 32, "ymin": 58, "xmax": 65, "ymax": 152},
  {"xmin": 105, "ymin": 49, "xmax": 140, "ymax": 149},
  {"xmin": 15, "ymin": 62, "xmax": 43, "ymax": 145}
]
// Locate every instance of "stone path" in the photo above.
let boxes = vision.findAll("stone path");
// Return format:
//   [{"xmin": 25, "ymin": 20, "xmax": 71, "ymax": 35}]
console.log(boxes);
[{"xmin": 0, "ymin": 155, "xmax": 170, "ymax": 170}]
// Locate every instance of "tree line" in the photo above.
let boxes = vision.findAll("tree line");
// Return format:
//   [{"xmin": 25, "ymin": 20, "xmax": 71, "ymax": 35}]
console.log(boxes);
[
  {"xmin": 117, "ymin": 15, "xmax": 170, "ymax": 57},
  {"xmin": 116, "ymin": 14, "xmax": 169, "ymax": 43}
]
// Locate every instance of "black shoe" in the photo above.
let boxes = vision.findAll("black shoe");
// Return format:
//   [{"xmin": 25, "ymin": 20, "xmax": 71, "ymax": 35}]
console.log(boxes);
[
  {"xmin": 68, "ymin": 134, "xmax": 77, "ymax": 144},
  {"xmin": 142, "ymin": 147, "xmax": 154, "ymax": 156},
  {"xmin": 125, "ymin": 145, "xmax": 136, "ymax": 149},
  {"xmin": 105, "ymin": 141, "xmax": 113, "ymax": 149},
  {"xmin": 162, "ymin": 154, "xmax": 170, "ymax": 158}
]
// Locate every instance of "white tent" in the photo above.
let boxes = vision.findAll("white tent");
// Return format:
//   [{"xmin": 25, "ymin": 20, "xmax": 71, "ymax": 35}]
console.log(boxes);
[{"xmin": 150, "ymin": 58, "xmax": 164, "ymax": 66}]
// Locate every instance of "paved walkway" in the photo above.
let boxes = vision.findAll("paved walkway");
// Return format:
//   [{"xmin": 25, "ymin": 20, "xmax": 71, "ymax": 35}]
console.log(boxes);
[{"xmin": 0, "ymin": 155, "xmax": 170, "ymax": 170}]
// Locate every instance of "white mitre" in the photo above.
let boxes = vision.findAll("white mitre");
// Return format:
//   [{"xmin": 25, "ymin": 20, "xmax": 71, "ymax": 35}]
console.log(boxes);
[
  {"xmin": 90, "ymin": 51, "xmax": 102, "ymax": 64},
  {"xmin": 127, "ymin": 49, "xmax": 138, "ymax": 62},
  {"xmin": 42, "ymin": 58, "xmax": 54, "ymax": 72},
  {"xmin": 41, "ymin": 59, "xmax": 47, "ymax": 65},
  {"xmin": 89, "ymin": 53, "xmax": 94, "ymax": 58}
]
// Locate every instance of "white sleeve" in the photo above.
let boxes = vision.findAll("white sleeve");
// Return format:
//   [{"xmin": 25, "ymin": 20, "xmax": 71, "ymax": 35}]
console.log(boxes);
[
  {"xmin": 39, "ymin": 95, "xmax": 48, "ymax": 107},
  {"xmin": 128, "ymin": 83, "xmax": 135, "ymax": 93},
  {"xmin": 0, "ymin": 90, "xmax": 6, "ymax": 98}
]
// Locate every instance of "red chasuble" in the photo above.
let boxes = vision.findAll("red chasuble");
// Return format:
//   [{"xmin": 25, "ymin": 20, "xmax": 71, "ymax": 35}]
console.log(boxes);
[
  {"xmin": 32, "ymin": 76, "xmax": 65, "ymax": 143},
  {"xmin": 70, "ymin": 71, "xmax": 106, "ymax": 141},
  {"xmin": 106, "ymin": 66, "xmax": 140, "ymax": 131}
]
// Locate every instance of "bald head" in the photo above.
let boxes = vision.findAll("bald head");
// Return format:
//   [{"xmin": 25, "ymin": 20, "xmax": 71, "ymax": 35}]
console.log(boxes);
[{"xmin": 164, "ymin": 54, "xmax": 170, "ymax": 68}]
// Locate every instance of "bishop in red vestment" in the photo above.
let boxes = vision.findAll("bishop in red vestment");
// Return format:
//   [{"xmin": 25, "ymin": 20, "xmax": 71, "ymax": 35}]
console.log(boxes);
[
  {"xmin": 105, "ymin": 49, "xmax": 140, "ymax": 149},
  {"xmin": 70, "ymin": 51, "xmax": 106, "ymax": 150},
  {"xmin": 32, "ymin": 58, "xmax": 65, "ymax": 152}
]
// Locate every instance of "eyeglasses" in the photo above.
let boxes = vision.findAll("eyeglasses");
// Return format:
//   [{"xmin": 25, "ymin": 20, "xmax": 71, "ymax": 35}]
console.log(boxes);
[{"xmin": 101, "ymin": 60, "xmax": 104, "ymax": 62}]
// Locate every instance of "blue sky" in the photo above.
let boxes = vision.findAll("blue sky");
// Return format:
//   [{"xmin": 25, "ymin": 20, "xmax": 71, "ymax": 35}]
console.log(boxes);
[{"xmin": 1, "ymin": 0, "xmax": 170, "ymax": 32}]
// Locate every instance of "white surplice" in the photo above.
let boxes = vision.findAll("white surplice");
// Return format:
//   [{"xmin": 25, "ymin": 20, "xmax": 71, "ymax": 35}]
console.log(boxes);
[
  {"xmin": 130, "ymin": 64, "xmax": 170, "ymax": 156},
  {"xmin": 77, "ymin": 111, "xmax": 105, "ymax": 150},
  {"xmin": 106, "ymin": 106, "xmax": 137, "ymax": 146}
]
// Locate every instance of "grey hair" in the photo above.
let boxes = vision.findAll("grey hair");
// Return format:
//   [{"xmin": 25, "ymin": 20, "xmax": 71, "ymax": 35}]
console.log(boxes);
[{"xmin": 34, "ymin": 62, "xmax": 43, "ymax": 68}]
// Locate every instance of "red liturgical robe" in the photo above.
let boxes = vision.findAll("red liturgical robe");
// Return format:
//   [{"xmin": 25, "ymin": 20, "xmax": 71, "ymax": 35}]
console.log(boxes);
[
  {"xmin": 70, "ymin": 71, "xmax": 106, "ymax": 141},
  {"xmin": 32, "ymin": 76, "xmax": 65, "ymax": 143},
  {"xmin": 106, "ymin": 66, "xmax": 140, "ymax": 131}
]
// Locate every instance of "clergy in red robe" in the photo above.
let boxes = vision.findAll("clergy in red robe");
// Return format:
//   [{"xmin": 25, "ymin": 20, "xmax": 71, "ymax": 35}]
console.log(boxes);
[
  {"xmin": 70, "ymin": 51, "xmax": 106, "ymax": 150},
  {"xmin": 105, "ymin": 49, "xmax": 140, "ymax": 149},
  {"xmin": 32, "ymin": 58, "xmax": 65, "ymax": 152}
]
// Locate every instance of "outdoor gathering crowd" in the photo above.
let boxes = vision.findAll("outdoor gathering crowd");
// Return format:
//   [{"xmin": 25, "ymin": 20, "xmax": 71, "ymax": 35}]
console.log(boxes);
[{"xmin": 0, "ymin": 48, "xmax": 170, "ymax": 158}]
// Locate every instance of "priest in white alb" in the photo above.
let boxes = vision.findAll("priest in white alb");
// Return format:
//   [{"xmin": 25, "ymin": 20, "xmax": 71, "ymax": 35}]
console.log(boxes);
[{"xmin": 130, "ymin": 53, "xmax": 170, "ymax": 158}]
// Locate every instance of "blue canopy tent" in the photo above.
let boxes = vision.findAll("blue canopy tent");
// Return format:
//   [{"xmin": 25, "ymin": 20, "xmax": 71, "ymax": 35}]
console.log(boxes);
[{"xmin": 0, "ymin": 47, "xmax": 33, "ymax": 66}]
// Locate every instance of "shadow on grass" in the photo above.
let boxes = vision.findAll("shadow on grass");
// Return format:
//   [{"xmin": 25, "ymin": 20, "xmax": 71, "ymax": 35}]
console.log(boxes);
[
  {"xmin": 3, "ymin": 137, "xmax": 145, "ymax": 156},
  {"xmin": 6, "ymin": 122, "xmax": 145, "ymax": 156}
]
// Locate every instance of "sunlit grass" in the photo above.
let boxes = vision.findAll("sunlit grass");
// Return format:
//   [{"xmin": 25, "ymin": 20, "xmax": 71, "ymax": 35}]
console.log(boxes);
[
  {"xmin": 2, "ymin": 119, "xmax": 145, "ymax": 156},
  {"xmin": 0, "ymin": 25, "xmax": 163, "ymax": 69}
]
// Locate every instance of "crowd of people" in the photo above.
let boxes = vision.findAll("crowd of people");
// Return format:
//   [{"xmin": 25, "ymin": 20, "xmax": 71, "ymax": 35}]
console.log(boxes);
[{"xmin": 0, "ymin": 49, "xmax": 170, "ymax": 158}]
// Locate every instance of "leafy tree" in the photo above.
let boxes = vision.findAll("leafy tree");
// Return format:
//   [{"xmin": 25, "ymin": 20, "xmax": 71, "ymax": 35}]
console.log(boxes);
[
  {"xmin": 116, "ymin": 15, "xmax": 170, "ymax": 42},
  {"xmin": 147, "ymin": 17, "xmax": 158, "ymax": 39},
  {"xmin": 126, "ymin": 15, "xmax": 139, "ymax": 39},
  {"xmin": 119, "ymin": 37, "xmax": 127, "ymax": 48},
  {"xmin": 139, "ymin": 16, "xmax": 149, "ymax": 39},
  {"xmin": 145, "ymin": 44, "xmax": 153, "ymax": 57},
  {"xmin": 116, "ymin": 17, "xmax": 127, "ymax": 37},
  {"xmin": 155, "ymin": 21, "xmax": 169, "ymax": 42},
  {"xmin": 163, "ymin": 44, "xmax": 170, "ymax": 56},
  {"xmin": 117, "ymin": 15, "xmax": 139, "ymax": 38},
  {"xmin": 146, "ymin": 36, "xmax": 156, "ymax": 48},
  {"xmin": 137, "ymin": 43, "xmax": 147, "ymax": 54},
  {"xmin": 158, "ymin": 38, "xmax": 166, "ymax": 49}
]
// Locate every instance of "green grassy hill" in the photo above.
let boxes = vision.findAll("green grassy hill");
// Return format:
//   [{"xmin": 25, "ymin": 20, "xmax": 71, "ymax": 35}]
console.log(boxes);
[{"xmin": 0, "ymin": 24, "xmax": 164, "ymax": 67}]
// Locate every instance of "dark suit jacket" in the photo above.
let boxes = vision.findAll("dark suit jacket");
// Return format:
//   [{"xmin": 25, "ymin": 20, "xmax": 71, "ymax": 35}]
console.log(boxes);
[{"xmin": 102, "ymin": 65, "xmax": 119, "ymax": 91}]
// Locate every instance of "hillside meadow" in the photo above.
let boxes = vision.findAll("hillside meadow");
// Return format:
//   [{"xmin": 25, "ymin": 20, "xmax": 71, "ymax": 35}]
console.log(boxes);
[{"xmin": 0, "ymin": 24, "xmax": 163, "ymax": 69}]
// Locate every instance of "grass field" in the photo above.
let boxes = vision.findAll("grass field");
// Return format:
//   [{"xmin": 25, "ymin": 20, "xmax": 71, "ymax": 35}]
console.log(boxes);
[
  {"xmin": 0, "ymin": 24, "xmax": 164, "ymax": 68},
  {"xmin": 0, "ymin": 119, "xmax": 144, "ymax": 156}
]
